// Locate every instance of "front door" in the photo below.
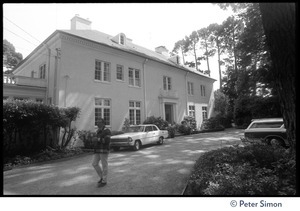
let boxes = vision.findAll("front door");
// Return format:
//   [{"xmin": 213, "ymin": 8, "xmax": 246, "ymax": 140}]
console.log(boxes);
[{"xmin": 165, "ymin": 104, "xmax": 174, "ymax": 124}]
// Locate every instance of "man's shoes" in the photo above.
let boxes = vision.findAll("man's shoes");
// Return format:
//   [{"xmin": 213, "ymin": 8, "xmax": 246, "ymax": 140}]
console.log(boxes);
[
  {"xmin": 98, "ymin": 182, "xmax": 107, "ymax": 187},
  {"xmin": 98, "ymin": 178, "xmax": 103, "ymax": 184}
]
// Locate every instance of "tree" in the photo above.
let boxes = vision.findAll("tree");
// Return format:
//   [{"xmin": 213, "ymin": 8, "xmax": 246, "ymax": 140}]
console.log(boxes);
[
  {"xmin": 197, "ymin": 27, "xmax": 216, "ymax": 76},
  {"xmin": 172, "ymin": 39, "xmax": 186, "ymax": 64},
  {"xmin": 183, "ymin": 31, "xmax": 201, "ymax": 71},
  {"xmin": 3, "ymin": 39, "xmax": 23, "ymax": 74},
  {"xmin": 207, "ymin": 23, "xmax": 226, "ymax": 91},
  {"xmin": 259, "ymin": 3, "xmax": 296, "ymax": 153}
]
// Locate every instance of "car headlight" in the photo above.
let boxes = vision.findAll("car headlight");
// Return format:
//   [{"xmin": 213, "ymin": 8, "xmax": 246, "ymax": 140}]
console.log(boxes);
[{"xmin": 128, "ymin": 137, "xmax": 133, "ymax": 142}]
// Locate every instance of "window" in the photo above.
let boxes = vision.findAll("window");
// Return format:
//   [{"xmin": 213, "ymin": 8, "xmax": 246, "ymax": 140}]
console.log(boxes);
[
  {"xmin": 95, "ymin": 60, "xmax": 111, "ymax": 82},
  {"xmin": 189, "ymin": 105, "xmax": 195, "ymax": 117},
  {"xmin": 188, "ymin": 82, "xmax": 194, "ymax": 95},
  {"xmin": 39, "ymin": 64, "xmax": 46, "ymax": 79},
  {"xmin": 31, "ymin": 70, "xmax": 35, "ymax": 78},
  {"xmin": 120, "ymin": 35, "xmax": 125, "ymax": 45},
  {"xmin": 95, "ymin": 98, "xmax": 111, "ymax": 126},
  {"xmin": 129, "ymin": 68, "xmax": 141, "ymax": 87},
  {"xmin": 200, "ymin": 85, "xmax": 206, "ymax": 97},
  {"xmin": 202, "ymin": 106, "xmax": 208, "ymax": 121},
  {"xmin": 163, "ymin": 76, "xmax": 172, "ymax": 90},
  {"xmin": 145, "ymin": 126, "xmax": 153, "ymax": 132},
  {"xmin": 129, "ymin": 101, "xmax": 141, "ymax": 125},
  {"xmin": 250, "ymin": 122, "xmax": 284, "ymax": 129},
  {"xmin": 116, "ymin": 64, "xmax": 124, "ymax": 81}
]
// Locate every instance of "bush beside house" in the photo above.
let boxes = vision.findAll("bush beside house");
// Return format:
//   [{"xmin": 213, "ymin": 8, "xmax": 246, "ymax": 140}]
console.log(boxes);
[
  {"xmin": 3, "ymin": 99, "xmax": 81, "ymax": 169},
  {"xmin": 184, "ymin": 144, "xmax": 296, "ymax": 195}
]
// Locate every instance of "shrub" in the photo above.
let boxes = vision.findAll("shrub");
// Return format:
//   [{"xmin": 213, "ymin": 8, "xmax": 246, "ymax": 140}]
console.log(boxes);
[
  {"xmin": 3, "ymin": 99, "xmax": 80, "ymax": 157},
  {"xmin": 77, "ymin": 130, "xmax": 96, "ymax": 149},
  {"xmin": 167, "ymin": 125, "xmax": 176, "ymax": 138},
  {"xmin": 186, "ymin": 144, "xmax": 296, "ymax": 195},
  {"xmin": 177, "ymin": 120, "xmax": 192, "ymax": 135},
  {"xmin": 200, "ymin": 117, "xmax": 225, "ymax": 131},
  {"xmin": 122, "ymin": 118, "xmax": 131, "ymax": 132},
  {"xmin": 143, "ymin": 116, "xmax": 169, "ymax": 129},
  {"xmin": 183, "ymin": 116, "xmax": 197, "ymax": 131}
]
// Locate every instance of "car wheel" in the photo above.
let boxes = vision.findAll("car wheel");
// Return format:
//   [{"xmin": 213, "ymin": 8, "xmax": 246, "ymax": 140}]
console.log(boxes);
[
  {"xmin": 113, "ymin": 147, "xmax": 120, "ymax": 151},
  {"xmin": 133, "ymin": 140, "xmax": 141, "ymax": 151},
  {"xmin": 157, "ymin": 137, "xmax": 164, "ymax": 145},
  {"xmin": 269, "ymin": 138, "xmax": 286, "ymax": 147}
]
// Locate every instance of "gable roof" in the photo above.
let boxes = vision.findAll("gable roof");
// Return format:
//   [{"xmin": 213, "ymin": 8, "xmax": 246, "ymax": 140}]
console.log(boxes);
[{"xmin": 14, "ymin": 29, "xmax": 216, "ymax": 81}]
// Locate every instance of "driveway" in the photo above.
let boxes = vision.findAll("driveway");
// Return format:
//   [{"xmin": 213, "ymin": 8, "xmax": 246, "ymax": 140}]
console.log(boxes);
[{"xmin": 3, "ymin": 128, "xmax": 244, "ymax": 195}]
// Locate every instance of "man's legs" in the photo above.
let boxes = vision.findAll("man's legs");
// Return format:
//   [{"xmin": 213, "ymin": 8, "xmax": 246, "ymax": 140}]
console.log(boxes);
[
  {"xmin": 92, "ymin": 153, "xmax": 102, "ymax": 180},
  {"xmin": 100, "ymin": 153, "xmax": 108, "ymax": 183}
]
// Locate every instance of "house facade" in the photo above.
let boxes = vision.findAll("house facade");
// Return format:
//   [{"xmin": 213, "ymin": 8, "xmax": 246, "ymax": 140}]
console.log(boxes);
[{"xmin": 8, "ymin": 15, "xmax": 216, "ymax": 131}]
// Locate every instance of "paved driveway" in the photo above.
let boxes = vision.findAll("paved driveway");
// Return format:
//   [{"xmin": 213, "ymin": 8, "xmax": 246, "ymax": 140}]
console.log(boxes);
[{"xmin": 3, "ymin": 128, "xmax": 244, "ymax": 195}]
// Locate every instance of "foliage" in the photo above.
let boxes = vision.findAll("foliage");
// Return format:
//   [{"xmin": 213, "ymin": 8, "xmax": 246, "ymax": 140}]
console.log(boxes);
[
  {"xmin": 3, "ymin": 39, "xmax": 23, "ymax": 73},
  {"xmin": 200, "ymin": 117, "xmax": 225, "ymax": 131},
  {"xmin": 3, "ymin": 99, "xmax": 81, "ymax": 157},
  {"xmin": 143, "ymin": 116, "xmax": 169, "ymax": 130},
  {"xmin": 59, "ymin": 107, "xmax": 81, "ymax": 148},
  {"xmin": 214, "ymin": 89, "xmax": 229, "ymax": 117},
  {"xmin": 186, "ymin": 144, "xmax": 296, "ymax": 195},
  {"xmin": 4, "ymin": 147, "xmax": 85, "ymax": 171},
  {"xmin": 76, "ymin": 130, "xmax": 97, "ymax": 149},
  {"xmin": 234, "ymin": 95, "xmax": 282, "ymax": 127},
  {"xmin": 177, "ymin": 120, "xmax": 192, "ymax": 135},
  {"xmin": 183, "ymin": 116, "xmax": 197, "ymax": 131},
  {"xmin": 167, "ymin": 125, "xmax": 176, "ymax": 138},
  {"xmin": 122, "ymin": 118, "xmax": 131, "ymax": 132}
]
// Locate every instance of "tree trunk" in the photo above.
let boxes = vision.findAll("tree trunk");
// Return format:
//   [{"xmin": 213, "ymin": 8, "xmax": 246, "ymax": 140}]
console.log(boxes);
[
  {"xmin": 259, "ymin": 3, "xmax": 295, "ymax": 153},
  {"xmin": 217, "ymin": 39, "xmax": 222, "ymax": 91},
  {"xmin": 193, "ymin": 44, "xmax": 198, "ymax": 70},
  {"xmin": 204, "ymin": 38, "xmax": 210, "ymax": 75}
]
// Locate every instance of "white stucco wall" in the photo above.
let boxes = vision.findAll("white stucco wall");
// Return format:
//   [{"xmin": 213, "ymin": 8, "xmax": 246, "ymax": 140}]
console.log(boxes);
[{"xmin": 12, "ymin": 32, "xmax": 215, "ymax": 132}]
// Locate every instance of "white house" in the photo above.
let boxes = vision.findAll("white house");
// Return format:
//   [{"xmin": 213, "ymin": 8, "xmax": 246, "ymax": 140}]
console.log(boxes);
[{"xmin": 7, "ymin": 15, "xmax": 216, "ymax": 131}]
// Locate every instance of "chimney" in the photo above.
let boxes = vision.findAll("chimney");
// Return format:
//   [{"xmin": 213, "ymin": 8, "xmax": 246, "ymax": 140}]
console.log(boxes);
[
  {"xmin": 168, "ymin": 55, "xmax": 181, "ymax": 65},
  {"xmin": 71, "ymin": 14, "xmax": 92, "ymax": 30},
  {"xmin": 155, "ymin": 46, "xmax": 169, "ymax": 57}
]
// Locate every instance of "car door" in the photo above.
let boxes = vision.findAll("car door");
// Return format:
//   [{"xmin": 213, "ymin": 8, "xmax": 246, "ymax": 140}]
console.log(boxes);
[
  {"xmin": 151, "ymin": 125, "xmax": 160, "ymax": 143},
  {"xmin": 145, "ymin": 126, "xmax": 154, "ymax": 144}
]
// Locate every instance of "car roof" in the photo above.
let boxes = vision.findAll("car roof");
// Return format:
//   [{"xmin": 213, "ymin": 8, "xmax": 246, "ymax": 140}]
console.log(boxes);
[
  {"xmin": 251, "ymin": 118, "xmax": 283, "ymax": 123},
  {"xmin": 130, "ymin": 124, "xmax": 156, "ymax": 126}
]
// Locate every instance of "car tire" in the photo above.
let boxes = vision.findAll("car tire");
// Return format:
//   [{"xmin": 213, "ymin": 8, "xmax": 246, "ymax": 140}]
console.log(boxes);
[
  {"xmin": 113, "ymin": 147, "xmax": 120, "ymax": 151},
  {"xmin": 157, "ymin": 137, "xmax": 164, "ymax": 145},
  {"xmin": 269, "ymin": 138, "xmax": 286, "ymax": 147},
  {"xmin": 133, "ymin": 140, "xmax": 141, "ymax": 151}
]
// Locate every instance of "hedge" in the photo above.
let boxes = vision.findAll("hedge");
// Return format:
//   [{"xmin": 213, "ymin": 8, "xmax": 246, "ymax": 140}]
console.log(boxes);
[{"xmin": 3, "ymin": 99, "xmax": 80, "ymax": 157}]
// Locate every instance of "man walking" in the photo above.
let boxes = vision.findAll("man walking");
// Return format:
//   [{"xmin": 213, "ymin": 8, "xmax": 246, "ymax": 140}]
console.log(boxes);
[{"xmin": 92, "ymin": 118, "xmax": 111, "ymax": 187}]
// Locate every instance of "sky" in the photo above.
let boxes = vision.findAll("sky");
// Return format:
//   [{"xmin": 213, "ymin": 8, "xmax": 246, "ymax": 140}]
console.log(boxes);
[{"xmin": 3, "ymin": 3, "xmax": 233, "ymax": 89}]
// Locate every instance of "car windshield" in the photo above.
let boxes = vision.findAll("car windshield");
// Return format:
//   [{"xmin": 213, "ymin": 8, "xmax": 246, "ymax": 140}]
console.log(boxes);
[
  {"xmin": 250, "ymin": 121, "xmax": 284, "ymax": 129},
  {"xmin": 128, "ymin": 126, "xmax": 145, "ymax": 132}
]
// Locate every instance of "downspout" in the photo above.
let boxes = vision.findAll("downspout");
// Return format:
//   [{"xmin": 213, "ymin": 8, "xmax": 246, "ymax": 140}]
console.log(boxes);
[
  {"xmin": 143, "ymin": 59, "xmax": 148, "ymax": 120},
  {"xmin": 185, "ymin": 71, "xmax": 189, "ymax": 116},
  {"xmin": 44, "ymin": 45, "xmax": 51, "ymax": 105}
]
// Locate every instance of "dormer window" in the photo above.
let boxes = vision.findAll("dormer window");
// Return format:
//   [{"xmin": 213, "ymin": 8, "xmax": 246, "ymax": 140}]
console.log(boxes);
[
  {"xmin": 120, "ymin": 35, "xmax": 125, "ymax": 45},
  {"xmin": 111, "ymin": 33, "xmax": 128, "ymax": 45}
]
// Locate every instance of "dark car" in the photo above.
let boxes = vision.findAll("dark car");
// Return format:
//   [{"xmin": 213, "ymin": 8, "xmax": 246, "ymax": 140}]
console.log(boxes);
[{"xmin": 242, "ymin": 118, "xmax": 288, "ymax": 147}]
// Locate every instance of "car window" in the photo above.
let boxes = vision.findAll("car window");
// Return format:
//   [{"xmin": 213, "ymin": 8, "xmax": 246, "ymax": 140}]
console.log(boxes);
[
  {"xmin": 129, "ymin": 126, "xmax": 144, "ymax": 132},
  {"xmin": 250, "ymin": 122, "xmax": 284, "ymax": 129},
  {"xmin": 145, "ymin": 126, "xmax": 153, "ymax": 132},
  {"xmin": 152, "ymin": 126, "xmax": 158, "ymax": 131}
]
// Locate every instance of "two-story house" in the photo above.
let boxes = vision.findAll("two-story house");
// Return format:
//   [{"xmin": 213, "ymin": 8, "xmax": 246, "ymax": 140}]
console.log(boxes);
[{"xmin": 6, "ymin": 15, "xmax": 216, "ymax": 131}]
